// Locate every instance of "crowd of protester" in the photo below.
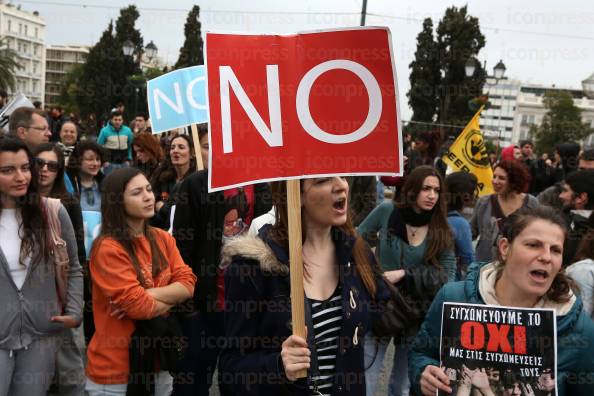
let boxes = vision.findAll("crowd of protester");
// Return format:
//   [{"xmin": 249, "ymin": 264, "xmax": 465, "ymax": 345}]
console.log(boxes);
[{"xmin": 0, "ymin": 105, "xmax": 593, "ymax": 396}]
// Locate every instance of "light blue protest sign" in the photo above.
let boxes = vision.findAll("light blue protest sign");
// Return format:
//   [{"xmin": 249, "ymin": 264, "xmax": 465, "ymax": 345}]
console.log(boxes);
[
  {"xmin": 147, "ymin": 65, "xmax": 208, "ymax": 134},
  {"xmin": 82, "ymin": 211, "xmax": 102, "ymax": 259}
]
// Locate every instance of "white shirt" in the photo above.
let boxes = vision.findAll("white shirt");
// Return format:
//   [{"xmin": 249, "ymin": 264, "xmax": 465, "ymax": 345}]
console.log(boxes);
[
  {"xmin": 247, "ymin": 208, "xmax": 276, "ymax": 237},
  {"xmin": 0, "ymin": 209, "xmax": 31, "ymax": 289}
]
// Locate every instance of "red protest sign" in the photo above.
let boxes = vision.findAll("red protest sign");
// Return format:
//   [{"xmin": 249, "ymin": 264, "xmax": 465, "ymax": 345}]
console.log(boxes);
[{"xmin": 206, "ymin": 27, "xmax": 402, "ymax": 191}]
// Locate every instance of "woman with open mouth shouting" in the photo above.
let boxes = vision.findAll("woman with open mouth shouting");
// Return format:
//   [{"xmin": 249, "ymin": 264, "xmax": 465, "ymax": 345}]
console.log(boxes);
[
  {"xmin": 409, "ymin": 205, "xmax": 594, "ymax": 396},
  {"xmin": 219, "ymin": 176, "xmax": 388, "ymax": 395}
]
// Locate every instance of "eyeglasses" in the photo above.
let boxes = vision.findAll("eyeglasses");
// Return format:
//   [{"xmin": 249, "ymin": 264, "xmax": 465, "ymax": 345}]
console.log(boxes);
[
  {"xmin": 27, "ymin": 125, "xmax": 50, "ymax": 132},
  {"xmin": 34, "ymin": 157, "xmax": 60, "ymax": 172}
]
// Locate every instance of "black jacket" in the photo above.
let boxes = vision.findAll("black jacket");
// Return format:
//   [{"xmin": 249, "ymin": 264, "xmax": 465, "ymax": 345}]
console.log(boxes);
[
  {"xmin": 172, "ymin": 170, "xmax": 272, "ymax": 313},
  {"xmin": 219, "ymin": 226, "xmax": 389, "ymax": 395},
  {"xmin": 563, "ymin": 210, "xmax": 592, "ymax": 266},
  {"xmin": 127, "ymin": 316, "xmax": 185, "ymax": 396},
  {"xmin": 61, "ymin": 194, "xmax": 86, "ymax": 267},
  {"xmin": 528, "ymin": 159, "xmax": 557, "ymax": 195}
]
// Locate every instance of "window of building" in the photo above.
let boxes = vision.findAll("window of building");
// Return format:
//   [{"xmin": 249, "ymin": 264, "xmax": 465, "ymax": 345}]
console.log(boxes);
[
  {"xmin": 33, "ymin": 63, "xmax": 37, "ymax": 74},
  {"xmin": 24, "ymin": 25, "xmax": 28, "ymax": 36},
  {"xmin": 521, "ymin": 114, "xmax": 536, "ymax": 125},
  {"xmin": 7, "ymin": 20, "xmax": 11, "ymax": 32},
  {"xmin": 32, "ymin": 81, "xmax": 37, "ymax": 92},
  {"xmin": 18, "ymin": 23, "xmax": 22, "ymax": 34},
  {"xmin": 35, "ymin": 27, "xmax": 38, "ymax": 38}
]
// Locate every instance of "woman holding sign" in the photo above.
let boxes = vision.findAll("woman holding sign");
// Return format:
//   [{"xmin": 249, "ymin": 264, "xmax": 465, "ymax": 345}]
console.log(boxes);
[
  {"xmin": 409, "ymin": 206, "xmax": 594, "ymax": 396},
  {"xmin": 151, "ymin": 133, "xmax": 197, "ymax": 230},
  {"xmin": 219, "ymin": 177, "xmax": 388, "ymax": 395},
  {"xmin": 358, "ymin": 165, "xmax": 455, "ymax": 396}
]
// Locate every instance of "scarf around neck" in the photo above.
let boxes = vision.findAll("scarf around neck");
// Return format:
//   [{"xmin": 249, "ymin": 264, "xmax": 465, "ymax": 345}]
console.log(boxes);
[{"xmin": 388, "ymin": 205, "xmax": 434, "ymax": 243}]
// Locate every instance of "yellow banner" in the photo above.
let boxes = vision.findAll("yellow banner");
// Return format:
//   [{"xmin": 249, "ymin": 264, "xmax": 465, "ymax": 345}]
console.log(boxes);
[{"xmin": 442, "ymin": 106, "xmax": 494, "ymax": 196}]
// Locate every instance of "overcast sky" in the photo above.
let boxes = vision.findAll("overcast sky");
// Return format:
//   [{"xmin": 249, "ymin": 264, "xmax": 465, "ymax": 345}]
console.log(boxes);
[{"xmin": 17, "ymin": 0, "xmax": 594, "ymax": 120}]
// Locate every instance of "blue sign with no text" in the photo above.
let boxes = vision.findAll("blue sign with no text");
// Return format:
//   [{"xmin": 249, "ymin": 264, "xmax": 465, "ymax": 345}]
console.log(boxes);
[{"xmin": 147, "ymin": 65, "xmax": 208, "ymax": 133}]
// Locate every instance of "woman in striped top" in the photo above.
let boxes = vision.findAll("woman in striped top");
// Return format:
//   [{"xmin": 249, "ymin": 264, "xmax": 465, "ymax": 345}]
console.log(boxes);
[
  {"xmin": 307, "ymin": 283, "xmax": 343, "ymax": 394},
  {"xmin": 220, "ymin": 177, "xmax": 389, "ymax": 395}
]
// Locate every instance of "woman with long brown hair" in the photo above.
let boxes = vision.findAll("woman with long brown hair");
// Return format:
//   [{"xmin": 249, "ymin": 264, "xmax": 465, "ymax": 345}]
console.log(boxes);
[
  {"xmin": 31, "ymin": 143, "xmax": 86, "ymax": 395},
  {"xmin": 85, "ymin": 167, "xmax": 196, "ymax": 395},
  {"xmin": 219, "ymin": 177, "xmax": 387, "ymax": 395},
  {"xmin": 410, "ymin": 206, "xmax": 594, "ymax": 396},
  {"xmin": 358, "ymin": 165, "xmax": 455, "ymax": 396},
  {"xmin": 151, "ymin": 133, "xmax": 197, "ymax": 230},
  {"xmin": 0, "ymin": 138, "xmax": 83, "ymax": 396}
]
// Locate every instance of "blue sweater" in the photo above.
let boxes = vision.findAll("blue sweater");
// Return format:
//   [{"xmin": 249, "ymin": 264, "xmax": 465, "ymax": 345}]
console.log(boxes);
[{"xmin": 447, "ymin": 210, "xmax": 475, "ymax": 279}]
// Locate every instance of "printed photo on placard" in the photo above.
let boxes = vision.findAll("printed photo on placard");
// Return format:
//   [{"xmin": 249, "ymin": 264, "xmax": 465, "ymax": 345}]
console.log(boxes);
[{"xmin": 439, "ymin": 302, "xmax": 557, "ymax": 396}]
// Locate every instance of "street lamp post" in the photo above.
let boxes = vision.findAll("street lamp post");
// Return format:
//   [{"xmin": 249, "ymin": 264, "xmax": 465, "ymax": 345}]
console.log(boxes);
[
  {"xmin": 122, "ymin": 39, "xmax": 158, "ymax": 114},
  {"xmin": 122, "ymin": 40, "xmax": 135, "ymax": 58},
  {"xmin": 466, "ymin": 58, "xmax": 507, "ymax": 145},
  {"xmin": 145, "ymin": 40, "xmax": 158, "ymax": 63},
  {"xmin": 122, "ymin": 39, "xmax": 159, "ymax": 67}
]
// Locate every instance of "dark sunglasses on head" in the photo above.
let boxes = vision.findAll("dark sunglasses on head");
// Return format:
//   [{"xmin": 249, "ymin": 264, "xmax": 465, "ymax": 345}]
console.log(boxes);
[{"xmin": 34, "ymin": 157, "xmax": 60, "ymax": 172}]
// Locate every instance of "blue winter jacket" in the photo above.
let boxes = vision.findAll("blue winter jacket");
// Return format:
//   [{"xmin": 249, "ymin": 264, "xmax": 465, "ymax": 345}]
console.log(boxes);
[
  {"xmin": 97, "ymin": 123, "xmax": 134, "ymax": 163},
  {"xmin": 219, "ymin": 226, "xmax": 389, "ymax": 395},
  {"xmin": 447, "ymin": 210, "xmax": 475, "ymax": 280},
  {"xmin": 409, "ymin": 262, "xmax": 594, "ymax": 396}
]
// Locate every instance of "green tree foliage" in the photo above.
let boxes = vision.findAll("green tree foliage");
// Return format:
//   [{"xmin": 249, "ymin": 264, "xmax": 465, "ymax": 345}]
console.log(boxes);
[
  {"xmin": 114, "ymin": 5, "xmax": 143, "ymax": 118},
  {"xmin": 407, "ymin": 18, "xmax": 440, "ymax": 123},
  {"xmin": 407, "ymin": 7, "xmax": 486, "ymax": 138},
  {"xmin": 143, "ymin": 67, "xmax": 165, "ymax": 81},
  {"xmin": 0, "ymin": 37, "xmax": 20, "ymax": 91},
  {"xmin": 534, "ymin": 90, "xmax": 593, "ymax": 154},
  {"xmin": 114, "ymin": 5, "xmax": 143, "ymax": 78},
  {"xmin": 75, "ymin": 21, "xmax": 120, "ymax": 118},
  {"xmin": 57, "ymin": 64, "xmax": 84, "ymax": 113},
  {"xmin": 175, "ymin": 5, "xmax": 204, "ymax": 69},
  {"xmin": 436, "ymin": 6, "xmax": 486, "ymax": 137},
  {"xmin": 73, "ymin": 5, "xmax": 143, "ymax": 119}
]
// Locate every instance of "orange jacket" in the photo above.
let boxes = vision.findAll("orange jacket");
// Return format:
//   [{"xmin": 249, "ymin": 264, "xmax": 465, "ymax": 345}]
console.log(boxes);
[{"xmin": 86, "ymin": 228, "xmax": 196, "ymax": 384}]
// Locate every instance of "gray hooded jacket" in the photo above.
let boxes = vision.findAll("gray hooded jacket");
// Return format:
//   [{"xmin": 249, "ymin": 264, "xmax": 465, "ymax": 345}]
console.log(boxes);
[{"xmin": 0, "ymin": 201, "xmax": 83, "ymax": 350}]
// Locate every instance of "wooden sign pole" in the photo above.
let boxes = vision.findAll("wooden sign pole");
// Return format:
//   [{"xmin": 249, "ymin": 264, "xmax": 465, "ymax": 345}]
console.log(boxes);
[
  {"xmin": 190, "ymin": 124, "xmax": 204, "ymax": 171},
  {"xmin": 286, "ymin": 179, "xmax": 307, "ymax": 379}
]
